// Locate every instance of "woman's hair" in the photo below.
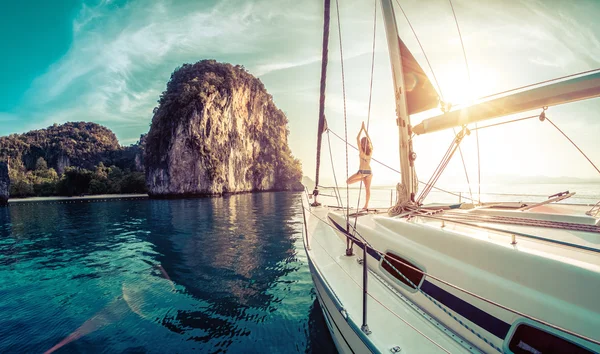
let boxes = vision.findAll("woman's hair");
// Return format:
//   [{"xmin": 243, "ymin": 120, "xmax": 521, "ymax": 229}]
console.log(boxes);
[{"xmin": 361, "ymin": 137, "xmax": 372, "ymax": 156}]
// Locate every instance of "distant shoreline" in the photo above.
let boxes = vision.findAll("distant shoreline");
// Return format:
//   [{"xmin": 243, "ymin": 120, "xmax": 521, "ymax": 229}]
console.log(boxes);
[
  {"xmin": 6, "ymin": 190, "xmax": 305, "ymax": 204},
  {"xmin": 8, "ymin": 194, "xmax": 148, "ymax": 204}
]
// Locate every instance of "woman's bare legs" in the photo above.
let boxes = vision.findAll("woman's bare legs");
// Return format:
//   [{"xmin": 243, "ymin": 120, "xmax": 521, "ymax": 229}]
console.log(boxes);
[
  {"xmin": 363, "ymin": 174, "xmax": 372, "ymax": 210},
  {"xmin": 346, "ymin": 172, "xmax": 363, "ymax": 184},
  {"xmin": 347, "ymin": 173, "xmax": 373, "ymax": 210}
]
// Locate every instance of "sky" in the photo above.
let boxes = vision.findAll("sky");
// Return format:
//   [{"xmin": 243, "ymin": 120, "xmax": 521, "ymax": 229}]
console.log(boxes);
[{"xmin": 1, "ymin": 0, "xmax": 600, "ymax": 189}]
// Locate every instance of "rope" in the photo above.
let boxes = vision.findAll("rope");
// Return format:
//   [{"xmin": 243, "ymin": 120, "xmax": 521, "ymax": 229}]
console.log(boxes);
[
  {"xmin": 417, "ymin": 126, "xmax": 469, "ymax": 205},
  {"xmin": 433, "ymin": 211, "xmax": 600, "ymax": 235},
  {"xmin": 448, "ymin": 0, "xmax": 470, "ymax": 84},
  {"xmin": 327, "ymin": 128, "xmax": 476, "ymax": 202},
  {"xmin": 326, "ymin": 131, "xmax": 342, "ymax": 206},
  {"xmin": 475, "ymin": 126, "xmax": 481, "ymax": 204},
  {"xmin": 454, "ymin": 191, "xmax": 599, "ymax": 200},
  {"xmin": 392, "ymin": 0, "xmax": 445, "ymax": 101},
  {"xmin": 448, "ymin": 0, "xmax": 481, "ymax": 205},
  {"xmin": 353, "ymin": 0, "xmax": 378, "ymax": 227},
  {"xmin": 471, "ymin": 114, "xmax": 538, "ymax": 131},
  {"xmin": 453, "ymin": 128, "xmax": 474, "ymax": 203},
  {"xmin": 545, "ymin": 116, "xmax": 600, "ymax": 175},
  {"xmin": 366, "ymin": 0, "xmax": 377, "ymax": 132},
  {"xmin": 334, "ymin": 0, "xmax": 350, "ymax": 229}
]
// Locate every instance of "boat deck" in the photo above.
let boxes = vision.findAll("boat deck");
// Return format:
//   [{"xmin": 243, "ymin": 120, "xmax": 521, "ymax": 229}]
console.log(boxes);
[{"xmin": 305, "ymin": 202, "xmax": 478, "ymax": 353}]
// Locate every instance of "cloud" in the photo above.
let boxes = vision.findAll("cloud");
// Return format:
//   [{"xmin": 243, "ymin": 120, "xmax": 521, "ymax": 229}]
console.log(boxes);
[
  {"xmin": 254, "ymin": 56, "xmax": 322, "ymax": 76},
  {"xmin": 22, "ymin": 0, "xmax": 326, "ymax": 133}
]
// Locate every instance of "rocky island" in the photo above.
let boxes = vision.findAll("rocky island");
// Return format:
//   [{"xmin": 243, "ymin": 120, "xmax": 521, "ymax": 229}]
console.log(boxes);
[
  {"xmin": 0, "ymin": 122, "xmax": 146, "ymax": 198},
  {"xmin": 145, "ymin": 60, "xmax": 303, "ymax": 197}
]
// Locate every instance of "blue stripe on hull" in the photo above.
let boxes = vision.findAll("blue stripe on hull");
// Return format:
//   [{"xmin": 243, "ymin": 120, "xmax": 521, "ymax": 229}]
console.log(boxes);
[
  {"xmin": 328, "ymin": 216, "xmax": 510, "ymax": 340},
  {"xmin": 421, "ymin": 281, "xmax": 510, "ymax": 339}
]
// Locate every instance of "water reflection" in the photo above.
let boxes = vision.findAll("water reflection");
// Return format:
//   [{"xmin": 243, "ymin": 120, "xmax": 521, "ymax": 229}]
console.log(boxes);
[
  {"xmin": 0, "ymin": 193, "xmax": 335, "ymax": 353},
  {"xmin": 147, "ymin": 193, "xmax": 305, "ymax": 345}
]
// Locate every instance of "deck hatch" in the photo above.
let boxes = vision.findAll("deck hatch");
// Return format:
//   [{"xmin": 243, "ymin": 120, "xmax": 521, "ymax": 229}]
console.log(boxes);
[
  {"xmin": 381, "ymin": 252, "xmax": 424, "ymax": 290},
  {"xmin": 508, "ymin": 323, "xmax": 593, "ymax": 354}
]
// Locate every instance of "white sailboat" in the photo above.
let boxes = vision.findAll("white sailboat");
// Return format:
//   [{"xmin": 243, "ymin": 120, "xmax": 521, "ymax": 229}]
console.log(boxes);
[{"xmin": 302, "ymin": 1, "xmax": 600, "ymax": 353}]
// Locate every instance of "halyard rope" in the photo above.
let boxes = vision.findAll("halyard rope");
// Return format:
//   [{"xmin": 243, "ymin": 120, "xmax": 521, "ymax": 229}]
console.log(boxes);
[
  {"xmin": 353, "ymin": 0, "xmax": 378, "ymax": 232},
  {"xmin": 334, "ymin": 0, "xmax": 350, "ymax": 230},
  {"xmin": 392, "ymin": 0, "xmax": 445, "ymax": 101}
]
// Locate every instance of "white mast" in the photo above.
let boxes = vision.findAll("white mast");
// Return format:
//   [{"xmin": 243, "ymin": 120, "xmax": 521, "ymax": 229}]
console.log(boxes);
[{"xmin": 380, "ymin": 0, "xmax": 417, "ymax": 203}]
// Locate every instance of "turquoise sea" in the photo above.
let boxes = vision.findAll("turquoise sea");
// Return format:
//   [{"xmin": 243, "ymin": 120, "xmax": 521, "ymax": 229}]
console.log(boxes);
[
  {"xmin": 2, "ymin": 184, "xmax": 599, "ymax": 353},
  {"xmin": 0, "ymin": 193, "xmax": 336, "ymax": 353}
]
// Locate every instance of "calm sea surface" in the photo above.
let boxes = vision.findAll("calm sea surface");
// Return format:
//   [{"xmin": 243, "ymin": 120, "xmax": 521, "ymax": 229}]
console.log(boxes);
[{"xmin": 0, "ymin": 193, "xmax": 336, "ymax": 353}]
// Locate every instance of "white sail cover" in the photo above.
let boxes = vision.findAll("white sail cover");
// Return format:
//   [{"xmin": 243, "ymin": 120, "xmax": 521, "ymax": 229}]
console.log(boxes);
[{"xmin": 413, "ymin": 71, "xmax": 600, "ymax": 135}]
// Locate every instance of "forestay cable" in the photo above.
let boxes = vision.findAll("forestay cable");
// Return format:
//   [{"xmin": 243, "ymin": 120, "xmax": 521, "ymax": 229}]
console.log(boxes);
[
  {"xmin": 448, "ymin": 0, "xmax": 480, "ymax": 204},
  {"xmin": 334, "ymin": 0, "xmax": 350, "ymax": 228},
  {"xmin": 353, "ymin": 0, "xmax": 378, "ymax": 222},
  {"xmin": 392, "ymin": 0, "xmax": 445, "ymax": 101},
  {"xmin": 326, "ymin": 131, "xmax": 342, "ymax": 206}
]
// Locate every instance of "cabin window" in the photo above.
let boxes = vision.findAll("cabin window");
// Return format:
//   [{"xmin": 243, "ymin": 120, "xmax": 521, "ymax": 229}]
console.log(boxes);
[
  {"xmin": 508, "ymin": 324, "xmax": 593, "ymax": 354},
  {"xmin": 381, "ymin": 252, "xmax": 424, "ymax": 290}
]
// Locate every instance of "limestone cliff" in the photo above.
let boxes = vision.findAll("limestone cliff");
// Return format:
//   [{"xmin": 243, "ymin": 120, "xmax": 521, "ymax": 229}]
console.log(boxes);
[
  {"xmin": 145, "ymin": 60, "xmax": 302, "ymax": 197},
  {"xmin": 0, "ymin": 162, "xmax": 9, "ymax": 206}
]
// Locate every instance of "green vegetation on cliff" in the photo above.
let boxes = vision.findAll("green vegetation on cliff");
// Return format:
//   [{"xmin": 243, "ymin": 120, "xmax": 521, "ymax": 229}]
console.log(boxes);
[
  {"xmin": 1, "ymin": 122, "xmax": 119, "ymax": 172},
  {"xmin": 0, "ymin": 122, "xmax": 147, "ymax": 197}
]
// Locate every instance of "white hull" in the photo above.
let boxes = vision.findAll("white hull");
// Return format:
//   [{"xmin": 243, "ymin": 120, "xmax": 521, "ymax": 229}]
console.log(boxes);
[
  {"xmin": 309, "ymin": 260, "xmax": 372, "ymax": 354},
  {"xmin": 301, "ymin": 191, "xmax": 600, "ymax": 353},
  {"xmin": 302, "ymin": 194, "xmax": 479, "ymax": 353}
]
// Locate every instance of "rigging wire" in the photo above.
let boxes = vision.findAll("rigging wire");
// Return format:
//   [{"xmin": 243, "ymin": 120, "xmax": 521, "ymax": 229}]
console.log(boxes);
[
  {"xmin": 391, "ymin": 0, "xmax": 445, "ymax": 101},
  {"xmin": 417, "ymin": 126, "xmax": 469, "ymax": 204},
  {"xmin": 334, "ymin": 0, "xmax": 350, "ymax": 228},
  {"xmin": 475, "ymin": 124, "xmax": 481, "ymax": 203},
  {"xmin": 327, "ymin": 128, "xmax": 476, "ymax": 202},
  {"xmin": 366, "ymin": 0, "xmax": 377, "ymax": 133},
  {"xmin": 477, "ymin": 68, "xmax": 600, "ymax": 103},
  {"xmin": 448, "ymin": 0, "xmax": 480, "ymax": 204},
  {"xmin": 326, "ymin": 131, "xmax": 343, "ymax": 206},
  {"xmin": 545, "ymin": 116, "xmax": 600, "ymax": 175},
  {"xmin": 448, "ymin": 0, "xmax": 470, "ymax": 84},
  {"xmin": 453, "ymin": 127, "xmax": 474, "ymax": 203},
  {"xmin": 354, "ymin": 0, "xmax": 378, "ymax": 223},
  {"xmin": 471, "ymin": 114, "xmax": 538, "ymax": 131}
]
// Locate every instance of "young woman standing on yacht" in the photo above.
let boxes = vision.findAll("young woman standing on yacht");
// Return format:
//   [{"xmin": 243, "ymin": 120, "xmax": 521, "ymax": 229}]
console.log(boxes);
[{"xmin": 346, "ymin": 122, "xmax": 373, "ymax": 210}]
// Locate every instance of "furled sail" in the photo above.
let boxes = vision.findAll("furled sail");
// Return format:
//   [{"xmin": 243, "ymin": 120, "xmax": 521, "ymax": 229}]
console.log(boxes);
[{"xmin": 399, "ymin": 37, "xmax": 439, "ymax": 115}]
